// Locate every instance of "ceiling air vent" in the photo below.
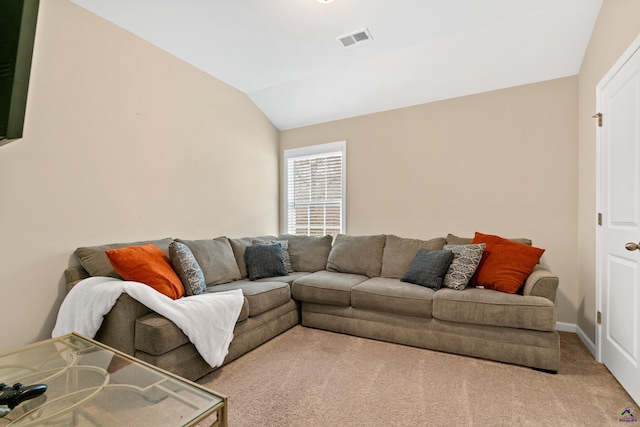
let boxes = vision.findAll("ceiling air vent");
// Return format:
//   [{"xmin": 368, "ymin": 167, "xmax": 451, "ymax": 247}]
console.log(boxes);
[{"xmin": 337, "ymin": 28, "xmax": 373, "ymax": 48}]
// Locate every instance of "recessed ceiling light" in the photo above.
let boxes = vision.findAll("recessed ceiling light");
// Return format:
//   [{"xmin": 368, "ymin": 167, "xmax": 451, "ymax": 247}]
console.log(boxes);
[{"xmin": 316, "ymin": 0, "xmax": 335, "ymax": 4}]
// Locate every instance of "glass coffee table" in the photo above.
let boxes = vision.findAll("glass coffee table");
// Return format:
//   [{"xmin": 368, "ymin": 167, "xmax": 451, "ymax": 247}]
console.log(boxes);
[{"xmin": 0, "ymin": 333, "xmax": 226, "ymax": 426}]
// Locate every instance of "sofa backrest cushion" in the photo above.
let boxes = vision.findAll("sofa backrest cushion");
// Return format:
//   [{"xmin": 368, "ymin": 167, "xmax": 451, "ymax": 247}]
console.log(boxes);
[
  {"xmin": 229, "ymin": 236, "xmax": 278, "ymax": 278},
  {"xmin": 446, "ymin": 233, "xmax": 532, "ymax": 246},
  {"xmin": 175, "ymin": 237, "xmax": 241, "ymax": 286},
  {"xmin": 278, "ymin": 234, "xmax": 333, "ymax": 272},
  {"xmin": 74, "ymin": 237, "xmax": 174, "ymax": 279},
  {"xmin": 381, "ymin": 235, "xmax": 446, "ymax": 279},
  {"xmin": 326, "ymin": 234, "xmax": 386, "ymax": 277}
]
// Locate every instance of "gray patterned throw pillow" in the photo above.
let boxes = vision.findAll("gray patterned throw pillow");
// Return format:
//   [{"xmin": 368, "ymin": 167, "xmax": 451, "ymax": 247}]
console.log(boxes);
[
  {"xmin": 169, "ymin": 241, "xmax": 206, "ymax": 296},
  {"xmin": 442, "ymin": 243, "xmax": 486, "ymax": 290}
]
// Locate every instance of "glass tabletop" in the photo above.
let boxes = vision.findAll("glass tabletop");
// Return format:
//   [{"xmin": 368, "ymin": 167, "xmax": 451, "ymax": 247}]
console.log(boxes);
[{"xmin": 0, "ymin": 333, "xmax": 225, "ymax": 426}]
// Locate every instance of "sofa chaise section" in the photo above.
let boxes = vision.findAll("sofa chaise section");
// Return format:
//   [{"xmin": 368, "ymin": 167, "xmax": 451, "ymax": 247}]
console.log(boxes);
[{"xmin": 63, "ymin": 235, "xmax": 323, "ymax": 381}]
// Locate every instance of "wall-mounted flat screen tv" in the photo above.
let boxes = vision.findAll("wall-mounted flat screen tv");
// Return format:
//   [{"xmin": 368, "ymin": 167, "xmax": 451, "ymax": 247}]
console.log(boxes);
[{"xmin": 1, "ymin": 0, "xmax": 39, "ymax": 145}]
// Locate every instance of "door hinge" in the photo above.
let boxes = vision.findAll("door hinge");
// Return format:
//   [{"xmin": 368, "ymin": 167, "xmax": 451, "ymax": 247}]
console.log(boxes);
[
  {"xmin": 598, "ymin": 213, "xmax": 602, "ymax": 226},
  {"xmin": 597, "ymin": 311, "xmax": 602, "ymax": 324},
  {"xmin": 593, "ymin": 112, "xmax": 603, "ymax": 127}
]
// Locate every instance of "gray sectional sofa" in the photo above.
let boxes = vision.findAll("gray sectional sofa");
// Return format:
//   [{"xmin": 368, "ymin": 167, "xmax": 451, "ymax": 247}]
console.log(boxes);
[{"xmin": 63, "ymin": 233, "xmax": 560, "ymax": 381}]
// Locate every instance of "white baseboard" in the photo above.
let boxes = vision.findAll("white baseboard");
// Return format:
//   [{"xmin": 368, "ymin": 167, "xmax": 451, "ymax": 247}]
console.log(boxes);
[
  {"xmin": 556, "ymin": 322, "xmax": 597, "ymax": 358},
  {"xmin": 576, "ymin": 325, "xmax": 597, "ymax": 358},
  {"xmin": 555, "ymin": 321, "xmax": 576, "ymax": 333}
]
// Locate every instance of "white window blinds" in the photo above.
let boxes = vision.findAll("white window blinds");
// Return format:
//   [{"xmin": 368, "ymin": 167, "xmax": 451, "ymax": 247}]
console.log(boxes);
[{"xmin": 284, "ymin": 142, "xmax": 345, "ymax": 237}]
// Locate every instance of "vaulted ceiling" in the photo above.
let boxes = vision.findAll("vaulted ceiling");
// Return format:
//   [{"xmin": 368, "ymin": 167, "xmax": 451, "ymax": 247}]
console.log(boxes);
[{"xmin": 70, "ymin": 0, "xmax": 602, "ymax": 130}]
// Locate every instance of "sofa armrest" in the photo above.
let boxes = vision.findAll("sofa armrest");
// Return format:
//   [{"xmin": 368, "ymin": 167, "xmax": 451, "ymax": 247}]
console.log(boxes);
[
  {"xmin": 64, "ymin": 266, "xmax": 90, "ymax": 291},
  {"xmin": 94, "ymin": 294, "xmax": 153, "ymax": 356},
  {"xmin": 522, "ymin": 265, "xmax": 559, "ymax": 303}
]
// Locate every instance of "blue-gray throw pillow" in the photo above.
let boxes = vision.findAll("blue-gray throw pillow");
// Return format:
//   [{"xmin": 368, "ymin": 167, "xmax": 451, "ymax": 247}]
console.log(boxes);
[
  {"xmin": 244, "ymin": 243, "xmax": 289, "ymax": 281},
  {"xmin": 401, "ymin": 249, "xmax": 454, "ymax": 290},
  {"xmin": 169, "ymin": 241, "xmax": 206, "ymax": 296},
  {"xmin": 252, "ymin": 239, "xmax": 293, "ymax": 273}
]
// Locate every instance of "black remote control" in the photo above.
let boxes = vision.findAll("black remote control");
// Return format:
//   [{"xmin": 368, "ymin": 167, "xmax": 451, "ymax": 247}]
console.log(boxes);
[{"xmin": 0, "ymin": 383, "xmax": 47, "ymax": 410}]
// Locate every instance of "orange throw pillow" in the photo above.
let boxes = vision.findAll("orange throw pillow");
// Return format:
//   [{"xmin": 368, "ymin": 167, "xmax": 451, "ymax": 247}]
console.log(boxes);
[
  {"xmin": 106, "ymin": 243, "xmax": 185, "ymax": 300},
  {"xmin": 471, "ymin": 232, "xmax": 544, "ymax": 294}
]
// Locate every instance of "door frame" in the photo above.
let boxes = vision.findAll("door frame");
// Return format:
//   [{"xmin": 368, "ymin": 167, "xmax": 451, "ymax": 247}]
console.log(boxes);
[{"xmin": 595, "ymin": 34, "xmax": 640, "ymax": 363}]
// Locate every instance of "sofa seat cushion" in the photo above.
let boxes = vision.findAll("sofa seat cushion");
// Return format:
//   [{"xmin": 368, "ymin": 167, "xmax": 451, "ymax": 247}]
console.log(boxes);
[
  {"xmin": 256, "ymin": 271, "xmax": 310, "ymax": 285},
  {"xmin": 237, "ymin": 297, "xmax": 250, "ymax": 322},
  {"xmin": 432, "ymin": 288, "xmax": 556, "ymax": 331},
  {"xmin": 207, "ymin": 281, "xmax": 290, "ymax": 317},
  {"xmin": 351, "ymin": 277, "xmax": 435, "ymax": 318},
  {"xmin": 292, "ymin": 271, "xmax": 368, "ymax": 306},
  {"xmin": 134, "ymin": 297, "xmax": 249, "ymax": 356}
]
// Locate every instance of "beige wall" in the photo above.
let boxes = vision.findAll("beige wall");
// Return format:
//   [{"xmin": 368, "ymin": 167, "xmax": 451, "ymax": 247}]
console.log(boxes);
[
  {"xmin": 281, "ymin": 77, "xmax": 579, "ymax": 324},
  {"xmin": 0, "ymin": 0, "xmax": 279, "ymax": 351},
  {"xmin": 577, "ymin": 0, "xmax": 640, "ymax": 343},
  {"xmin": 5, "ymin": 0, "xmax": 636, "ymax": 353}
]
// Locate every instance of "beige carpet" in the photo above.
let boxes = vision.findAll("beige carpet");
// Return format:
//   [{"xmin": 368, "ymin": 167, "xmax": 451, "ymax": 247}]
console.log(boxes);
[{"xmin": 198, "ymin": 326, "xmax": 637, "ymax": 426}]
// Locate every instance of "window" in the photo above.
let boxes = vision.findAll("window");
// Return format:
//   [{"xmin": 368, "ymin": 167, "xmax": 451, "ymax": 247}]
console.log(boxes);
[{"xmin": 284, "ymin": 141, "xmax": 346, "ymax": 237}]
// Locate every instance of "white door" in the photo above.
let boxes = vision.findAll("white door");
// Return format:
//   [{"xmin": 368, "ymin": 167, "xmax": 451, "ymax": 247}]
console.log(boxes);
[{"xmin": 597, "ymin": 35, "xmax": 640, "ymax": 406}]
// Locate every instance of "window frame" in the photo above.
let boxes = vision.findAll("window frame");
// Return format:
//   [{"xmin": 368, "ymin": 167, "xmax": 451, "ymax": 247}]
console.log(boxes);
[{"xmin": 283, "ymin": 141, "xmax": 346, "ymax": 237}]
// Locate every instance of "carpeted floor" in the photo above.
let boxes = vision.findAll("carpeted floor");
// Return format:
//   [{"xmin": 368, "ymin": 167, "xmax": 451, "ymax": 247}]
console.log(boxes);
[{"xmin": 198, "ymin": 326, "xmax": 637, "ymax": 426}]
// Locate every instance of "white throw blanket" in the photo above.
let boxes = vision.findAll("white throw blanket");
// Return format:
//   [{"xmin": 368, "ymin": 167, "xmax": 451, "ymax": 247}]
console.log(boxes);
[{"xmin": 52, "ymin": 276, "xmax": 244, "ymax": 368}]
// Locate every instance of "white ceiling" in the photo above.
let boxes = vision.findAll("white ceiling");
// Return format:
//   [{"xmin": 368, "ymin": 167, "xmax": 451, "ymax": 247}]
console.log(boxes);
[{"xmin": 70, "ymin": 0, "xmax": 602, "ymax": 130}]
